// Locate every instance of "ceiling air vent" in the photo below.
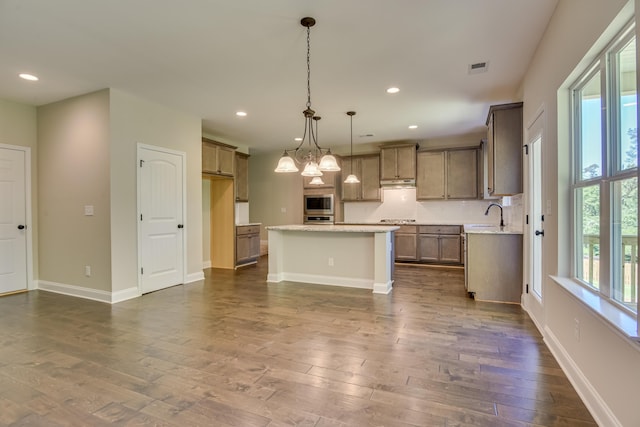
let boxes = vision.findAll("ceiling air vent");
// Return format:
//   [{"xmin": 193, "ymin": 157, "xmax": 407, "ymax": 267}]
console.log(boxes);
[{"xmin": 468, "ymin": 61, "xmax": 489, "ymax": 74}]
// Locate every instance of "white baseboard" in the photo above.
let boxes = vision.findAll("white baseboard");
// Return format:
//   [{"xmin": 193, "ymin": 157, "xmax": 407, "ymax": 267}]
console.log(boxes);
[
  {"xmin": 202, "ymin": 260, "xmax": 212, "ymax": 269},
  {"xmin": 111, "ymin": 286, "xmax": 141, "ymax": 303},
  {"xmin": 185, "ymin": 271, "xmax": 205, "ymax": 283},
  {"xmin": 38, "ymin": 280, "xmax": 115, "ymax": 304},
  {"xmin": 544, "ymin": 326, "xmax": 622, "ymax": 427},
  {"xmin": 268, "ymin": 272, "xmax": 372, "ymax": 290}
]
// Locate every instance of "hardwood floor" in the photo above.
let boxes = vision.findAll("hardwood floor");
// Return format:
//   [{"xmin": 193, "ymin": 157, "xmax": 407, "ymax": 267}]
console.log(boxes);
[{"xmin": 0, "ymin": 259, "xmax": 596, "ymax": 426}]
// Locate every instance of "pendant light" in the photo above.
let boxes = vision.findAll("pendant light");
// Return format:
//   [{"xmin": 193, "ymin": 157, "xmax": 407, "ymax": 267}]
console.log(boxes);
[
  {"xmin": 344, "ymin": 111, "xmax": 360, "ymax": 184},
  {"xmin": 274, "ymin": 17, "xmax": 340, "ymax": 175}
]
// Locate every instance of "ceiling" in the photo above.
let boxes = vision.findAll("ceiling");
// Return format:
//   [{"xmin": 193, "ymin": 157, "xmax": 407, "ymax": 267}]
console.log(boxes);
[{"xmin": 0, "ymin": 0, "xmax": 558, "ymax": 153}]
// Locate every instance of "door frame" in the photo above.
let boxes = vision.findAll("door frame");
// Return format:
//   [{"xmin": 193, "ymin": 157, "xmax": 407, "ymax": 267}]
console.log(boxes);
[
  {"xmin": 136, "ymin": 143, "xmax": 187, "ymax": 293},
  {"xmin": 523, "ymin": 106, "xmax": 546, "ymax": 327},
  {"xmin": 0, "ymin": 143, "xmax": 34, "ymax": 291}
]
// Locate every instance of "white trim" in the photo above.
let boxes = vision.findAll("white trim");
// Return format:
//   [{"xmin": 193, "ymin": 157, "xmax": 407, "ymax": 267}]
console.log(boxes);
[
  {"xmin": 38, "ymin": 280, "xmax": 113, "ymax": 304},
  {"xmin": 267, "ymin": 272, "xmax": 373, "ymax": 291},
  {"xmin": 203, "ymin": 260, "xmax": 212, "ymax": 269},
  {"xmin": 185, "ymin": 271, "xmax": 205, "ymax": 283},
  {"xmin": 551, "ymin": 275, "xmax": 639, "ymax": 343},
  {"xmin": 111, "ymin": 287, "xmax": 141, "ymax": 303},
  {"xmin": 0, "ymin": 143, "xmax": 34, "ymax": 292},
  {"xmin": 38, "ymin": 280, "xmax": 141, "ymax": 304},
  {"xmin": 544, "ymin": 326, "xmax": 624, "ymax": 427}
]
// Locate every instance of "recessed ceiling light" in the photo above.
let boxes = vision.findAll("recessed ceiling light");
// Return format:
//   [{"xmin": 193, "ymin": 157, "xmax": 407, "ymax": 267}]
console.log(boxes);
[
  {"xmin": 408, "ymin": 125, "xmax": 418, "ymax": 129},
  {"xmin": 19, "ymin": 73, "xmax": 38, "ymax": 81},
  {"xmin": 236, "ymin": 111, "xmax": 247, "ymax": 117},
  {"xmin": 386, "ymin": 87, "xmax": 400, "ymax": 94},
  {"xmin": 294, "ymin": 137, "xmax": 303, "ymax": 142}
]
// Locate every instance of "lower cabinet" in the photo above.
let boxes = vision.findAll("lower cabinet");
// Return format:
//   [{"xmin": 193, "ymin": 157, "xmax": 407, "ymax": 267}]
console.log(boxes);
[
  {"xmin": 465, "ymin": 233, "xmax": 523, "ymax": 302},
  {"xmin": 236, "ymin": 224, "xmax": 261, "ymax": 267},
  {"xmin": 393, "ymin": 224, "xmax": 463, "ymax": 265},
  {"xmin": 394, "ymin": 226, "xmax": 418, "ymax": 261},
  {"xmin": 418, "ymin": 225, "xmax": 462, "ymax": 264}
]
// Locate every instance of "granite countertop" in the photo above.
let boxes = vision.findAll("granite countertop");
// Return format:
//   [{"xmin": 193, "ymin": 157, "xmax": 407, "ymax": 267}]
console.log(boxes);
[
  {"xmin": 236, "ymin": 222, "xmax": 262, "ymax": 227},
  {"xmin": 463, "ymin": 224, "xmax": 523, "ymax": 235},
  {"xmin": 266, "ymin": 224, "xmax": 400, "ymax": 233}
]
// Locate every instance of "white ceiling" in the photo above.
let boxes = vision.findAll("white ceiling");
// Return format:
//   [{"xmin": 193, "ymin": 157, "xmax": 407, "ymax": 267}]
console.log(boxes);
[{"xmin": 0, "ymin": 0, "xmax": 558, "ymax": 153}]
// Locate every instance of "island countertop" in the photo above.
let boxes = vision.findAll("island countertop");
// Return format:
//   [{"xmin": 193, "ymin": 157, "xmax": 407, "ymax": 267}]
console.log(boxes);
[{"xmin": 265, "ymin": 224, "xmax": 400, "ymax": 233}]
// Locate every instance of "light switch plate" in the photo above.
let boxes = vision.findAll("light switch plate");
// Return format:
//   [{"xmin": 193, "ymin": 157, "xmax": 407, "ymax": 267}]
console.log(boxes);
[{"xmin": 84, "ymin": 205, "xmax": 94, "ymax": 216}]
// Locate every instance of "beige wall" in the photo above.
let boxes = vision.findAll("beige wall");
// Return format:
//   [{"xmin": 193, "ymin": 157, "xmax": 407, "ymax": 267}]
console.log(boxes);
[
  {"xmin": 0, "ymin": 99, "xmax": 38, "ymax": 281},
  {"xmin": 35, "ymin": 88, "xmax": 203, "ymax": 295},
  {"xmin": 249, "ymin": 150, "xmax": 304, "ymax": 240},
  {"xmin": 521, "ymin": 1, "xmax": 638, "ymax": 426},
  {"xmin": 110, "ymin": 89, "xmax": 203, "ymax": 291},
  {"xmin": 37, "ymin": 90, "xmax": 112, "ymax": 291}
]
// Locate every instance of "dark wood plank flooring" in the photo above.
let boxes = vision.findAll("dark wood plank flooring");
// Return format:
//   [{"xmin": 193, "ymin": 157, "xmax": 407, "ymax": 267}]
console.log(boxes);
[{"xmin": 0, "ymin": 259, "xmax": 596, "ymax": 426}]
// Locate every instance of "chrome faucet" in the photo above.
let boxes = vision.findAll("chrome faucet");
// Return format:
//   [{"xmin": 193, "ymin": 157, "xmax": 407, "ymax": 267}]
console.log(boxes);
[{"xmin": 484, "ymin": 203, "xmax": 504, "ymax": 227}]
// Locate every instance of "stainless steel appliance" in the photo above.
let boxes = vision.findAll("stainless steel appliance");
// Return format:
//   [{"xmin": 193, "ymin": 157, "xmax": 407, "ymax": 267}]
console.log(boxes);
[
  {"xmin": 304, "ymin": 214, "xmax": 334, "ymax": 224},
  {"xmin": 303, "ymin": 194, "xmax": 334, "ymax": 215},
  {"xmin": 303, "ymin": 193, "xmax": 334, "ymax": 224}
]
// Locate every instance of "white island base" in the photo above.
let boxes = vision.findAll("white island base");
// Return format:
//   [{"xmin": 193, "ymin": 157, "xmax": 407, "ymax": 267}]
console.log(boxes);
[{"xmin": 266, "ymin": 225, "xmax": 399, "ymax": 294}]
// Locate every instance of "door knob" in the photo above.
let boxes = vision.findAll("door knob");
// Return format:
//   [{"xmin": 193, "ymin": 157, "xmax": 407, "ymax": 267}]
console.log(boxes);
[
  {"xmin": 535, "ymin": 229, "xmax": 544, "ymax": 236},
  {"xmin": 17, "ymin": 224, "xmax": 25, "ymax": 230},
  {"xmin": 177, "ymin": 224, "xmax": 184, "ymax": 229}
]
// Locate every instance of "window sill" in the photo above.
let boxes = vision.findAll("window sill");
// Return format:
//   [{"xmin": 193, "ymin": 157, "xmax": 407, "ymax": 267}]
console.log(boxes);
[{"xmin": 551, "ymin": 276, "xmax": 639, "ymax": 343}]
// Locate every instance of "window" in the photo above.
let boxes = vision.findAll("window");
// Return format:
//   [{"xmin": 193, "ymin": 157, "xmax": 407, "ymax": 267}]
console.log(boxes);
[{"xmin": 571, "ymin": 21, "xmax": 638, "ymax": 314}]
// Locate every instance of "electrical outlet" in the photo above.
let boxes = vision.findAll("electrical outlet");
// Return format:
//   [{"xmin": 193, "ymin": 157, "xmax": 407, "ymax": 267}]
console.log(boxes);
[
  {"xmin": 574, "ymin": 318, "xmax": 580, "ymax": 341},
  {"xmin": 281, "ymin": 207, "xmax": 286, "ymax": 213},
  {"xmin": 328, "ymin": 257, "xmax": 334, "ymax": 266},
  {"xmin": 85, "ymin": 265, "xmax": 91, "ymax": 277}
]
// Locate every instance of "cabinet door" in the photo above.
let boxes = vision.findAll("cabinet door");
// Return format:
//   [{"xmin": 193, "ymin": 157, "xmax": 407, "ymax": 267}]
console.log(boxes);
[
  {"xmin": 492, "ymin": 107, "xmax": 523, "ymax": 195},
  {"xmin": 486, "ymin": 116, "xmax": 495, "ymax": 195},
  {"xmin": 380, "ymin": 147, "xmax": 398, "ymax": 180},
  {"xmin": 395, "ymin": 233, "xmax": 417, "ymax": 261},
  {"xmin": 236, "ymin": 234, "xmax": 250, "ymax": 264},
  {"xmin": 416, "ymin": 151, "xmax": 445, "ymax": 199},
  {"xmin": 447, "ymin": 149, "xmax": 478, "ymax": 199},
  {"xmin": 235, "ymin": 153, "xmax": 249, "ymax": 202},
  {"xmin": 202, "ymin": 143, "xmax": 218, "ymax": 174},
  {"xmin": 360, "ymin": 155, "xmax": 380, "ymax": 201},
  {"xmin": 418, "ymin": 234, "xmax": 440, "ymax": 262},
  {"xmin": 439, "ymin": 235, "xmax": 461, "ymax": 263},
  {"xmin": 217, "ymin": 146, "xmax": 235, "ymax": 176},
  {"xmin": 249, "ymin": 234, "xmax": 261, "ymax": 259},
  {"xmin": 395, "ymin": 145, "xmax": 416, "ymax": 179}
]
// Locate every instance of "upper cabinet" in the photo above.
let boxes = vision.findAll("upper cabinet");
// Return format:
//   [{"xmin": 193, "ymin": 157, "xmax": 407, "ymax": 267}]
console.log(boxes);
[
  {"xmin": 235, "ymin": 152, "xmax": 249, "ymax": 202},
  {"xmin": 416, "ymin": 148, "xmax": 479, "ymax": 200},
  {"xmin": 342, "ymin": 154, "xmax": 381, "ymax": 201},
  {"xmin": 380, "ymin": 143, "xmax": 416, "ymax": 180},
  {"xmin": 202, "ymin": 137, "xmax": 235, "ymax": 176},
  {"xmin": 485, "ymin": 103, "xmax": 523, "ymax": 196}
]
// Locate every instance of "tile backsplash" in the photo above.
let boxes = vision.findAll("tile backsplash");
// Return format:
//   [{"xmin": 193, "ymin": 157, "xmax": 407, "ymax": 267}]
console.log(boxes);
[{"xmin": 344, "ymin": 188, "xmax": 523, "ymax": 228}]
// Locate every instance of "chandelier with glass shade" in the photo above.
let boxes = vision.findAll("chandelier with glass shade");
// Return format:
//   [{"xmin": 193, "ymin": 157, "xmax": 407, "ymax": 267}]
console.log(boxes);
[{"xmin": 274, "ymin": 17, "xmax": 340, "ymax": 178}]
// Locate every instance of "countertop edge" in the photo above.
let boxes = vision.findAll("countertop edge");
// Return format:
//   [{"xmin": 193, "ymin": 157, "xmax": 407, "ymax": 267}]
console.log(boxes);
[{"xmin": 266, "ymin": 224, "xmax": 400, "ymax": 233}]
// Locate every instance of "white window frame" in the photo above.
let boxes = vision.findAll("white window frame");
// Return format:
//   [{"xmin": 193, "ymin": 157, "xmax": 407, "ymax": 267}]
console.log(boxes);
[{"xmin": 570, "ymin": 20, "xmax": 638, "ymax": 316}]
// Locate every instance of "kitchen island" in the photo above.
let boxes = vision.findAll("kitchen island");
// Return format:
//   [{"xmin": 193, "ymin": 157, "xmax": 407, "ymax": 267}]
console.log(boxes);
[{"xmin": 266, "ymin": 224, "xmax": 399, "ymax": 294}]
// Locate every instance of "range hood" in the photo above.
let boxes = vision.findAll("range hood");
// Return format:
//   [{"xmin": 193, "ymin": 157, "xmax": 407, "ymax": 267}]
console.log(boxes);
[{"xmin": 380, "ymin": 179, "xmax": 416, "ymax": 188}]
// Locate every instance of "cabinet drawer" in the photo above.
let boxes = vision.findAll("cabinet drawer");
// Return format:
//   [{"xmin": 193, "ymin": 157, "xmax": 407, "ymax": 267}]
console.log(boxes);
[
  {"xmin": 419, "ymin": 225, "xmax": 461, "ymax": 235},
  {"xmin": 396, "ymin": 225, "xmax": 417, "ymax": 234},
  {"xmin": 236, "ymin": 225, "xmax": 260, "ymax": 235}
]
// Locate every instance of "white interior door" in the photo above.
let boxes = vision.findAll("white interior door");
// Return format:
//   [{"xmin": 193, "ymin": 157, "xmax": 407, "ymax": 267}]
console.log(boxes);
[
  {"xmin": 0, "ymin": 146, "xmax": 27, "ymax": 294},
  {"xmin": 138, "ymin": 145, "xmax": 185, "ymax": 294},
  {"xmin": 524, "ymin": 110, "xmax": 545, "ymax": 321}
]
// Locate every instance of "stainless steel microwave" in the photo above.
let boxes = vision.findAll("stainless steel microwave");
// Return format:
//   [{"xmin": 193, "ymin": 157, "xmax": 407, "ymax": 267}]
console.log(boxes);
[{"xmin": 303, "ymin": 194, "xmax": 334, "ymax": 215}]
